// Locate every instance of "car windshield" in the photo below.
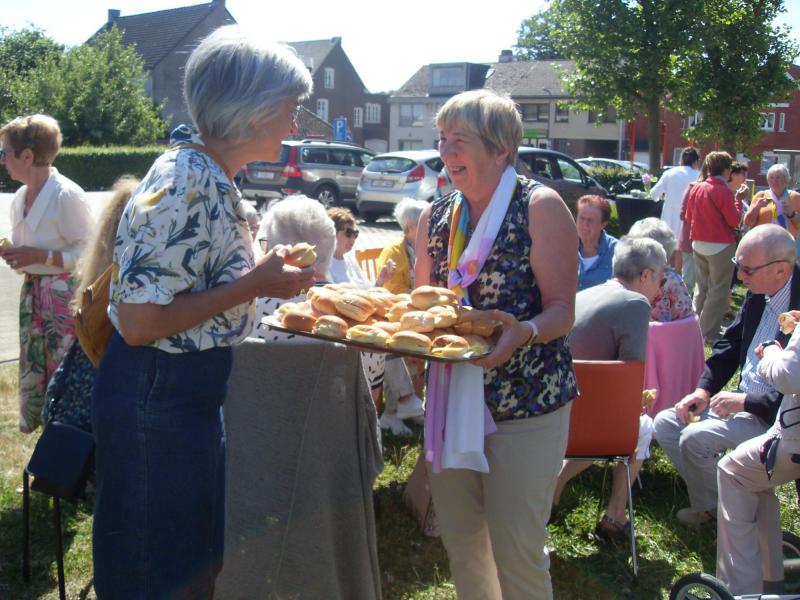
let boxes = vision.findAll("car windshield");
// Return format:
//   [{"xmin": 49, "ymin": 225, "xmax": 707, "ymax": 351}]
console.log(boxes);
[{"xmin": 365, "ymin": 157, "xmax": 417, "ymax": 174}]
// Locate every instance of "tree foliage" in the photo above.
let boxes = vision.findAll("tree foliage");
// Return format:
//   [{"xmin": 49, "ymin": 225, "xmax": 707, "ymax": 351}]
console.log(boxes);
[
  {"xmin": 0, "ymin": 27, "xmax": 166, "ymax": 146},
  {"xmin": 516, "ymin": 0, "xmax": 798, "ymax": 164},
  {"xmin": 672, "ymin": 0, "xmax": 797, "ymax": 155},
  {"xmin": 515, "ymin": 10, "xmax": 564, "ymax": 60}
]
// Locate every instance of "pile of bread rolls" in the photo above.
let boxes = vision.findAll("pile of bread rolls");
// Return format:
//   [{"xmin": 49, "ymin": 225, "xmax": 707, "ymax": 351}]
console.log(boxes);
[{"xmin": 273, "ymin": 284, "xmax": 497, "ymax": 359}]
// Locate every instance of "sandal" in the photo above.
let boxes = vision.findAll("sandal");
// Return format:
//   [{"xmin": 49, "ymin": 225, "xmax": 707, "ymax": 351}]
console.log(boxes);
[{"xmin": 594, "ymin": 514, "xmax": 628, "ymax": 542}]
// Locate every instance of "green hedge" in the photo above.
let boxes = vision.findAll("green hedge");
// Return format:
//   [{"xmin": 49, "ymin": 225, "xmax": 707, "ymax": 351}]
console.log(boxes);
[{"xmin": 0, "ymin": 145, "xmax": 166, "ymax": 192}]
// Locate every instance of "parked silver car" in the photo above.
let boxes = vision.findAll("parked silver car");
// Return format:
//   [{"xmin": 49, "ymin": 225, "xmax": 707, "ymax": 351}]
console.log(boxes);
[{"xmin": 355, "ymin": 150, "xmax": 444, "ymax": 221}]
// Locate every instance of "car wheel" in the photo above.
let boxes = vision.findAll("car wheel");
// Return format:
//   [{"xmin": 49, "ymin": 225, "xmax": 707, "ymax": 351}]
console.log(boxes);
[
  {"xmin": 359, "ymin": 210, "xmax": 378, "ymax": 223},
  {"xmin": 314, "ymin": 184, "xmax": 339, "ymax": 209}
]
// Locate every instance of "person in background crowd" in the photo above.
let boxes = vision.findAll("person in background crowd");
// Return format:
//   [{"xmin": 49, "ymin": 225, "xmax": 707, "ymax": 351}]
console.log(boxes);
[
  {"xmin": 627, "ymin": 217, "xmax": 693, "ymax": 322},
  {"xmin": 716, "ymin": 311, "xmax": 800, "ymax": 596},
  {"xmin": 251, "ymin": 195, "xmax": 336, "ymax": 339},
  {"xmin": 729, "ymin": 162, "xmax": 751, "ymax": 212},
  {"xmin": 653, "ymin": 225, "xmax": 799, "ymax": 527},
  {"xmin": 327, "ymin": 206, "xmax": 423, "ymax": 436},
  {"xmin": 416, "ymin": 89, "xmax": 578, "ymax": 600},
  {"xmin": 377, "ymin": 197, "xmax": 430, "ymax": 399},
  {"xmin": 684, "ymin": 151, "xmax": 743, "ymax": 343},
  {"xmin": 744, "ymin": 163, "xmax": 800, "ymax": 240},
  {"xmin": 42, "ymin": 176, "xmax": 139, "ymax": 433},
  {"xmin": 553, "ymin": 237, "xmax": 665, "ymax": 539},
  {"xmin": 91, "ymin": 26, "xmax": 315, "ymax": 599},
  {"xmin": 0, "ymin": 114, "xmax": 94, "ymax": 434},
  {"xmin": 577, "ymin": 194, "xmax": 617, "ymax": 290},
  {"xmin": 651, "ymin": 147, "xmax": 701, "ymax": 255}
]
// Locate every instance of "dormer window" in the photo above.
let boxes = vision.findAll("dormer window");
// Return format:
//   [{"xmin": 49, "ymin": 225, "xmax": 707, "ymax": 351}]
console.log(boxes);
[{"xmin": 430, "ymin": 65, "xmax": 465, "ymax": 95}]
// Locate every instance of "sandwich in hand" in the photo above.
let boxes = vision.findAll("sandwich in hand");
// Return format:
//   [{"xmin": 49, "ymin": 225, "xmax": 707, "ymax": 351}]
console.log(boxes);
[
  {"xmin": 779, "ymin": 311, "xmax": 799, "ymax": 335},
  {"xmin": 284, "ymin": 242, "xmax": 317, "ymax": 267}
]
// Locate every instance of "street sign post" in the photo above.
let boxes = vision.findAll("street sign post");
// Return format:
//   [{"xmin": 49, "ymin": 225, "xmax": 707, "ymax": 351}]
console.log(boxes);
[{"xmin": 333, "ymin": 117, "xmax": 347, "ymax": 142}]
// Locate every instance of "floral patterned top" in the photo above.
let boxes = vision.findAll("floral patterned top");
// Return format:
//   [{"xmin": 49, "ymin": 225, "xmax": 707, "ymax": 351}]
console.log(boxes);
[
  {"xmin": 427, "ymin": 177, "xmax": 578, "ymax": 421},
  {"xmin": 651, "ymin": 267, "xmax": 694, "ymax": 323},
  {"xmin": 109, "ymin": 126, "xmax": 255, "ymax": 353}
]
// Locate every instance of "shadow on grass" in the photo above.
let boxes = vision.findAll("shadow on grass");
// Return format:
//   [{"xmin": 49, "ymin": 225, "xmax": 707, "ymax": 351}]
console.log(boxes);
[{"xmin": 0, "ymin": 478, "xmax": 94, "ymax": 600}]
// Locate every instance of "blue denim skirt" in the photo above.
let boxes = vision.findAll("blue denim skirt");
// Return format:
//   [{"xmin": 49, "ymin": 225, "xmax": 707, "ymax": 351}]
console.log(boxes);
[{"xmin": 92, "ymin": 331, "xmax": 232, "ymax": 600}]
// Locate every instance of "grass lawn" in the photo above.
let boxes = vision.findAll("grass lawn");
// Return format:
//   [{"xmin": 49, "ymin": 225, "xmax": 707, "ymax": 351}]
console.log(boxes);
[{"xmin": 2, "ymin": 303, "xmax": 800, "ymax": 600}]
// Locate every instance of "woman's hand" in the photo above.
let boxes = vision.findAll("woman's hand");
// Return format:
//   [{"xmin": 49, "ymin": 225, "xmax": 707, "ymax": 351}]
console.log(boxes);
[
  {"xmin": 0, "ymin": 245, "xmax": 46, "ymax": 269},
  {"xmin": 755, "ymin": 340, "xmax": 783, "ymax": 360},
  {"xmin": 376, "ymin": 259, "xmax": 397, "ymax": 286},
  {"xmin": 753, "ymin": 194, "xmax": 770, "ymax": 210},
  {"xmin": 251, "ymin": 245, "xmax": 315, "ymax": 299},
  {"xmin": 468, "ymin": 309, "xmax": 531, "ymax": 369}
]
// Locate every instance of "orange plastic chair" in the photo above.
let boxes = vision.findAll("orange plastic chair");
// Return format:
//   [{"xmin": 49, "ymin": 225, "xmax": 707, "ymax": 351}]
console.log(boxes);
[
  {"xmin": 355, "ymin": 247, "xmax": 383, "ymax": 283},
  {"xmin": 566, "ymin": 359, "xmax": 645, "ymax": 578}
]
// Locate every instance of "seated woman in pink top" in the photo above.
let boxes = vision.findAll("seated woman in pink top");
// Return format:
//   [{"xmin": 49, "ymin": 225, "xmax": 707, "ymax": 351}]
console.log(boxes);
[{"xmin": 628, "ymin": 217, "xmax": 694, "ymax": 322}]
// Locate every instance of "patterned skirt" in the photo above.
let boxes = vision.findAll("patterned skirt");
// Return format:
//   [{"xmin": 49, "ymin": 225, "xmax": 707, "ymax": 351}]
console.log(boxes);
[{"xmin": 18, "ymin": 272, "xmax": 76, "ymax": 433}]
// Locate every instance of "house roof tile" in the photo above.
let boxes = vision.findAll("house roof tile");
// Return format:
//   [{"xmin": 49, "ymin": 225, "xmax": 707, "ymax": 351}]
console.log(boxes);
[{"xmin": 285, "ymin": 38, "xmax": 339, "ymax": 74}]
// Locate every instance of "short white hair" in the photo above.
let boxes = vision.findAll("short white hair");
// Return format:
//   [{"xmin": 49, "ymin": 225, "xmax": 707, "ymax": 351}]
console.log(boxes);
[
  {"xmin": 393, "ymin": 197, "xmax": 428, "ymax": 231},
  {"xmin": 627, "ymin": 217, "xmax": 676, "ymax": 257},
  {"xmin": 184, "ymin": 25, "xmax": 312, "ymax": 142},
  {"xmin": 613, "ymin": 237, "xmax": 667, "ymax": 282},
  {"xmin": 767, "ymin": 163, "xmax": 791, "ymax": 186},
  {"xmin": 262, "ymin": 195, "xmax": 336, "ymax": 275}
]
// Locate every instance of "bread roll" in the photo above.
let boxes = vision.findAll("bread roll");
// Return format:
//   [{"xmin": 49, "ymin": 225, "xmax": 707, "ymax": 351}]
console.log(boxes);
[
  {"xmin": 428, "ymin": 305, "xmax": 458, "ymax": 328},
  {"xmin": 373, "ymin": 321, "xmax": 401, "ymax": 335},
  {"xmin": 779, "ymin": 312, "xmax": 798, "ymax": 335},
  {"xmin": 281, "ymin": 309, "xmax": 317, "ymax": 332},
  {"xmin": 400, "ymin": 310, "xmax": 435, "ymax": 333},
  {"xmin": 386, "ymin": 300, "xmax": 412, "ymax": 322},
  {"xmin": 312, "ymin": 315, "xmax": 348, "ymax": 338},
  {"xmin": 276, "ymin": 302, "xmax": 299, "ymax": 319},
  {"xmin": 284, "ymin": 242, "xmax": 317, "ymax": 267},
  {"xmin": 346, "ymin": 324, "xmax": 390, "ymax": 346},
  {"xmin": 0, "ymin": 237, "xmax": 13, "ymax": 250},
  {"xmin": 309, "ymin": 287, "xmax": 341, "ymax": 315},
  {"xmin": 430, "ymin": 334, "xmax": 471, "ymax": 358},
  {"xmin": 454, "ymin": 311, "xmax": 498, "ymax": 337},
  {"xmin": 410, "ymin": 285, "xmax": 442, "ymax": 310},
  {"xmin": 463, "ymin": 334, "xmax": 490, "ymax": 355},
  {"xmin": 335, "ymin": 293, "xmax": 376, "ymax": 322},
  {"xmin": 387, "ymin": 330, "xmax": 433, "ymax": 354}
]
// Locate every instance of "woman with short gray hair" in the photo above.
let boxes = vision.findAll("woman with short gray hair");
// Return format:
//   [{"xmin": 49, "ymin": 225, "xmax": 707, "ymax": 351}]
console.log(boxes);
[
  {"xmin": 628, "ymin": 218, "xmax": 694, "ymax": 321},
  {"xmin": 375, "ymin": 197, "xmax": 429, "ymax": 294},
  {"xmin": 744, "ymin": 162, "xmax": 800, "ymax": 239},
  {"xmin": 91, "ymin": 25, "xmax": 316, "ymax": 598}
]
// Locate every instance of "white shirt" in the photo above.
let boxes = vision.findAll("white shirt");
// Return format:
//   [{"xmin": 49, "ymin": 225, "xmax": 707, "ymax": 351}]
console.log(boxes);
[
  {"xmin": 10, "ymin": 167, "xmax": 93, "ymax": 274},
  {"xmin": 650, "ymin": 165, "xmax": 700, "ymax": 238},
  {"xmin": 328, "ymin": 253, "xmax": 371, "ymax": 289}
]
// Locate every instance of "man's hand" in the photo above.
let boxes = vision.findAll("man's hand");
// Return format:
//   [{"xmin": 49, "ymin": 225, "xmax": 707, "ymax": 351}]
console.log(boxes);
[
  {"xmin": 709, "ymin": 391, "xmax": 746, "ymax": 419},
  {"xmin": 675, "ymin": 389, "xmax": 711, "ymax": 424}
]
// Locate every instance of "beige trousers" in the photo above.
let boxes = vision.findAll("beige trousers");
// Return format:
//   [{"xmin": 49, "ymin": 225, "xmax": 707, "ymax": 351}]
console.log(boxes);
[
  {"xmin": 693, "ymin": 243, "xmax": 736, "ymax": 342},
  {"xmin": 428, "ymin": 403, "xmax": 571, "ymax": 600},
  {"xmin": 716, "ymin": 431, "xmax": 800, "ymax": 595}
]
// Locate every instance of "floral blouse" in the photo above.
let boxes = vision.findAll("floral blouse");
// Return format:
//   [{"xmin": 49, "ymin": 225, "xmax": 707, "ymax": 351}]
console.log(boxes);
[
  {"xmin": 109, "ymin": 126, "xmax": 255, "ymax": 353},
  {"xmin": 651, "ymin": 267, "xmax": 694, "ymax": 323}
]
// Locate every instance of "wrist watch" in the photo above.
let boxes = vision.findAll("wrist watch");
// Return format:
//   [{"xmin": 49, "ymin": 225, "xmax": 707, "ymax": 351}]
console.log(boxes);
[
  {"xmin": 45, "ymin": 250, "xmax": 54, "ymax": 266},
  {"xmin": 761, "ymin": 340, "xmax": 779, "ymax": 349}
]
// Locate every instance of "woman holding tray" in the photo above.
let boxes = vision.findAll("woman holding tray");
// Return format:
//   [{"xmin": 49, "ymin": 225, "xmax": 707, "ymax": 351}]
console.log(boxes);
[{"xmin": 414, "ymin": 89, "xmax": 578, "ymax": 600}]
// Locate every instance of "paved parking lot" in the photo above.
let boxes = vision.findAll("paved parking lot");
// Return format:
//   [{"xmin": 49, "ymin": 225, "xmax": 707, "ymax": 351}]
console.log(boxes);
[{"xmin": 0, "ymin": 192, "xmax": 400, "ymax": 363}]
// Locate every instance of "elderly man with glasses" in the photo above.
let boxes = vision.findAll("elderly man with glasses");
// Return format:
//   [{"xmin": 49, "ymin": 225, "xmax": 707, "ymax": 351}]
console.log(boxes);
[{"xmin": 653, "ymin": 224, "xmax": 800, "ymax": 527}]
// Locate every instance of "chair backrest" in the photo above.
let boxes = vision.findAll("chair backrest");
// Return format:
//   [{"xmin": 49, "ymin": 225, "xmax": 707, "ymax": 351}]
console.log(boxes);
[
  {"xmin": 355, "ymin": 247, "xmax": 383, "ymax": 283},
  {"xmin": 566, "ymin": 360, "xmax": 645, "ymax": 458}
]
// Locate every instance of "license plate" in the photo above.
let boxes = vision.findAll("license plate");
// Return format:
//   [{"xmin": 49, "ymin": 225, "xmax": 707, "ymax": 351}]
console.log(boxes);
[
  {"xmin": 252, "ymin": 171, "xmax": 276, "ymax": 180},
  {"xmin": 372, "ymin": 179, "xmax": 394, "ymax": 188}
]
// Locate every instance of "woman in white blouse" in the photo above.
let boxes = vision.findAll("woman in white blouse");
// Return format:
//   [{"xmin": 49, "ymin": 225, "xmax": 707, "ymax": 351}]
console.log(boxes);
[{"xmin": 0, "ymin": 114, "xmax": 93, "ymax": 433}]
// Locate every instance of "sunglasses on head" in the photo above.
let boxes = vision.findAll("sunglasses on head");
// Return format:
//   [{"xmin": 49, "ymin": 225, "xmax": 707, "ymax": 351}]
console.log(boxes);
[{"xmin": 343, "ymin": 227, "xmax": 359, "ymax": 239}]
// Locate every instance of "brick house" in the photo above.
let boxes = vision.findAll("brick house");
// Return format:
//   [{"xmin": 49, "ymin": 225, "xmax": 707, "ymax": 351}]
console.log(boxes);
[
  {"xmin": 390, "ymin": 55, "xmax": 623, "ymax": 155},
  {"xmin": 285, "ymin": 37, "xmax": 389, "ymax": 151},
  {"xmin": 95, "ymin": 0, "xmax": 235, "ymax": 129},
  {"xmin": 646, "ymin": 64, "xmax": 800, "ymax": 186}
]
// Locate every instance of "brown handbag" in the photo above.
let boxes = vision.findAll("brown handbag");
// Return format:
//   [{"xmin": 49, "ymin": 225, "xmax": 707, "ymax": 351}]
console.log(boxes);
[{"xmin": 75, "ymin": 264, "xmax": 113, "ymax": 367}]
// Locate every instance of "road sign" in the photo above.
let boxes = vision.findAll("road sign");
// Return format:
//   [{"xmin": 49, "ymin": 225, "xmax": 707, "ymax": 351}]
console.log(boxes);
[{"xmin": 333, "ymin": 117, "xmax": 347, "ymax": 142}]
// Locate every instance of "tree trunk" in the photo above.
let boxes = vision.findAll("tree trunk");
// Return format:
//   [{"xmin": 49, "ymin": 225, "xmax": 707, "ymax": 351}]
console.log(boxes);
[{"xmin": 647, "ymin": 98, "xmax": 662, "ymax": 171}]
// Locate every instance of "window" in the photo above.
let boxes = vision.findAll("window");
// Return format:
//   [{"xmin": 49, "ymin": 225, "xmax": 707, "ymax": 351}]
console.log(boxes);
[
  {"xmin": 365, "ymin": 103, "xmax": 381, "ymax": 124},
  {"xmin": 353, "ymin": 107, "xmax": 363, "ymax": 128},
  {"xmin": 760, "ymin": 153, "xmax": 778, "ymax": 175},
  {"xmin": 779, "ymin": 113, "xmax": 786, "ymax": 132},
  {"xmin": 555, "ymin": 104, "xmax": 569, "ymax": 123},
  {"xmin": 316, "ymin": 98, "xmax": 329, "ymax": 122},
  {"xmin": 323, "ymin": 67, "xmax": 334, "ymax": 89},
  {"xmin": 556, "ymin": 158, "xmax": 584, "ymax": 184},
  {"xmin": 431, "ymin": 66, "xmax": 464, "ymax": 89},
  {"xmin": 301, "ymin": 148, "xmax": 330, "ymax": 164},
  {"xmin": 399, "ymin": 140, "xmax": 423, "ymax": 151},
  {"xmin": 587, "ymin": 108, "xmax": 617, "ymax": 123},
  {"xmin": 522, "ymin": 103, "xmax": 549, "ymax": 122},
  {"xmin": 683, "ymin": 112, "xmax": 703, "ymax": 129},
  {"xmin": 760, "ymin": 112, "xmax": 775, "ymax": 131},
  {"xmin": 399, "ymin": 103, "xmax": 425, "ymax": 127}
]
